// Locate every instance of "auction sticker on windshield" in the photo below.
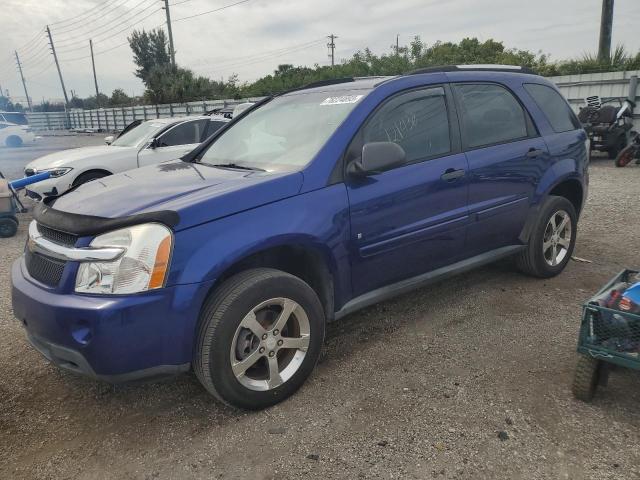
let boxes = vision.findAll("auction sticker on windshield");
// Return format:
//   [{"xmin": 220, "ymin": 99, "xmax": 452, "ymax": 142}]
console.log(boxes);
[{"xmin": 320, "ymin": 95, "xmax": 363, "ymax": 105}]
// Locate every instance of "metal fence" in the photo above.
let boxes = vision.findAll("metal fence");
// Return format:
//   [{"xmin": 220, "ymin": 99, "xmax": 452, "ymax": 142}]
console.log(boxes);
[
  {"xmin": 26, "ymin": 97, "xmax": 264, "ymax": 132},
  {"xmin": 25, "ymin": 70, "xmax": 640, "ymax": 132},
  {"xmin": 550, "ymin": 70, "xmax": 640, "ymax": 128}
]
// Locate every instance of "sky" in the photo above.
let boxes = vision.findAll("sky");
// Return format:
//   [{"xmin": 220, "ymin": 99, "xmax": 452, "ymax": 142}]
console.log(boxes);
[{"xmin": 1, "ymin": 0, "xmax": 639, "ymax": 104}]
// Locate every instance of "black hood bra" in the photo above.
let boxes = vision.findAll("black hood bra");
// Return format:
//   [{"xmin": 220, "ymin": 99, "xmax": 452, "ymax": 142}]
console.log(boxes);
[{"xmin": 33, "ymin": 201, "xmax": 179, "ymax": 237}]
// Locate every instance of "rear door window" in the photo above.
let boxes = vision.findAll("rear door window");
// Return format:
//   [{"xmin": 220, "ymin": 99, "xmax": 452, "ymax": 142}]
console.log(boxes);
[
  {"xmin": 524, "ymin": 83, "xmax": 581, "ymax": 132},
  {"xmin": 362, "ymin": 87, "xmax": 451, "ymax": 164},
  {"xmin": 454, "ymin": 83, "xmax": 530, "ymax": 149}
]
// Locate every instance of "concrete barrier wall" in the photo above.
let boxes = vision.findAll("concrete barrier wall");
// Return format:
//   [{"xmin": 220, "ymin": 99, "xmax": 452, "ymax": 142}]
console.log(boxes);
[{"xmin": 26, "ymin": 97, "xmax": 264, "ymax": 132}]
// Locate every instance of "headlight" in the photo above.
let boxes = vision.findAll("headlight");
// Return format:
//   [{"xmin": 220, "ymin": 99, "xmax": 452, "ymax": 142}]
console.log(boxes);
[
  {"xmin": 75, "ymin": 223, "xmax": 173, "ymax": 295},
  {"xmin": 33, "ymin": 167, "xmax": 73, "ymax": 178}
]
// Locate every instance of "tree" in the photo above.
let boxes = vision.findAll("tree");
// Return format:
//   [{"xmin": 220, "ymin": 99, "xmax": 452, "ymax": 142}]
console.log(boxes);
[
  {"xmin": 110, "ymin": 88, "xmax": 133, "ymax": 106},
  {"xmin": 128, "ymin": 28, "xmax": 171, "ymax": 85}
]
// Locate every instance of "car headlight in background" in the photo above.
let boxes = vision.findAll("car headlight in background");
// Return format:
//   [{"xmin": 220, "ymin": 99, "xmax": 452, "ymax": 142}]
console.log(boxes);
[
  {"xmin": 27, "ymin": 167, "xmax": 73, "ymax": 178},
  {"xmin": 75, "ymin": 223, "xmax": 173, "ymax": 295}
]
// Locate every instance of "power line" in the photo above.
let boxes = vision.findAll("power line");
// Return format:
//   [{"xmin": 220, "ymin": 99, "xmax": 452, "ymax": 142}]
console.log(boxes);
[
  {"xmin": 55, "ymin": 9, "xmax": 163, "ymax": 58},
  {"xmin": 49, "ymin": 0, "xmax": 126, "ymax": 29},
  {"xmin": 173, "ymin": 0, "xmax": 254, "ymax": 22},
  {"xmin": 53, "ymin": 0, "xmax": 157, "ymax": 45}
]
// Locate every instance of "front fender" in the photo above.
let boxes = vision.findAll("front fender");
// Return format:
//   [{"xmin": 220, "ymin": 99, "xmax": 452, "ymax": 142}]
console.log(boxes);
[{"xmin": 168, "ymin": 184, "xmax": 352, "ymax": 309}]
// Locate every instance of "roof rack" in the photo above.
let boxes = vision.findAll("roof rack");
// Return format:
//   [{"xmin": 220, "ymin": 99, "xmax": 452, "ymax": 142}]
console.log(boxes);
[
  {"xmin": 409, "ymin": 64, "xmax": 537, "ymax": 75},
  {"xmin": 278, "ymin": 77, "xmax": 356, "ymax": 96}
]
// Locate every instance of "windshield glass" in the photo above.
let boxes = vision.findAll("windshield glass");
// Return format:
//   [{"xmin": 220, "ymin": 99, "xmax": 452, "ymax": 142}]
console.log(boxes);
[
  {"xmin": 199, "ymin": 91, "xmax": 368, "ymax": 170},
  {"xmin": 111, "ymin": 121, "xmax": 167, "ymax": 147}
]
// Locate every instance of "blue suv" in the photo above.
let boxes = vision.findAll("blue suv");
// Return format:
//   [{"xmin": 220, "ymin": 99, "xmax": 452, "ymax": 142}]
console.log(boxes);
[{"xmin": 12, "ymin": 66, "xmax": 588, "ymax": 409}]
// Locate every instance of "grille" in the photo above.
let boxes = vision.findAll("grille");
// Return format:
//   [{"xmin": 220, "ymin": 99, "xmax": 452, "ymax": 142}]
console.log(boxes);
[
  {"xmin": 25, "ymin": 249, "xmax": 66, "ymax": 287},
  {"xmin": 37, "ymin": 223, "xmax": 77, "ymax": 247}
]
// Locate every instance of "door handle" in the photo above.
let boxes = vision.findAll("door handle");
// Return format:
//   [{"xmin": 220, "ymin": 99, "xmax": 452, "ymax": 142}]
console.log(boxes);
[
  {"xmin": 526, "ymin": 148, "xmax": 544, "ymax": 158},
  {"xmin": 440, "ymin": 168, "xmax": 465, "ymax": 182}
]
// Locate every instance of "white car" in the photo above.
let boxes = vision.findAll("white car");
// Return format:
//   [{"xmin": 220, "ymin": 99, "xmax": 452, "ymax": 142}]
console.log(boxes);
[
  {"xmin": 24, "ymin": 115, "xmax": 229, "ymax": 200},
  {"xmin": 0, "ymin": 121, "xmax": 36, "ymax": 147}
]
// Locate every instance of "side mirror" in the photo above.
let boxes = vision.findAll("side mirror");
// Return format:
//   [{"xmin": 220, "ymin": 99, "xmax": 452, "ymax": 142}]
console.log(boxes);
[
  {"xmin": 104, "ymin": 135, "xmax": 114, "ymax": 145},
  {"xmin": 348, "ymin": 142, "xmax": 406, "ymax": 177},
  {"xmin": 148, "ymin": 137, "xmax": 160, "ymax": 149}
]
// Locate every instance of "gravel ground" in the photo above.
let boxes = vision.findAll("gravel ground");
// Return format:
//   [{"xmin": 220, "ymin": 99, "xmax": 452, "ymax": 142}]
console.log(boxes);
[{"xmin": 1, "ymin": 149, "xmax": 640, "ymax": 479}]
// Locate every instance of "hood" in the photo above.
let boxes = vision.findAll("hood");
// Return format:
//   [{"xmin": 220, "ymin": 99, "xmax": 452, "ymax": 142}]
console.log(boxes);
[
  {"xmin": 26, "ymin": 145, "xmax": 136, "ymax": 170},
  {"xmin": 49, "ymin": 160, "xmax": 304, "ymax": 231}
]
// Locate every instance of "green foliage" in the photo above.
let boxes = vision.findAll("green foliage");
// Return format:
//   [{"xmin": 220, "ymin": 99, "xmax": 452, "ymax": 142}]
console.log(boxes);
[
  {"xmin": 236, "ymin": 37, "xmax": 555, "ymax": 97},
  {"xmin": 109, "ymin": 88, "xmax": 134, "ymax": 106},
  {"xmin": 539, "ymin": 45, "xmax": 640, "ymax": 76},
  {"xmin": 128, "ymin": 29, "xmax": 172, "ymax": 84},
  {"xmin": 143, "ymin": 64, "xmax": 236, "ymax": 104},
  {"xmin": 0, "ymin": 96, "xmax": 24, "ymax": 112}
]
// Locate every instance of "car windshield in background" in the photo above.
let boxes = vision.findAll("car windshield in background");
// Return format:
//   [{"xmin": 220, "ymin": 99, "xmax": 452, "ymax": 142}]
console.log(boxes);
[
  {"xmin": 199, "ymin": 91, "xmax": 369, "ymax": 171},
  {"xmin": 111, "ymin": 121, "xmax": 166, "ymax": 147}
]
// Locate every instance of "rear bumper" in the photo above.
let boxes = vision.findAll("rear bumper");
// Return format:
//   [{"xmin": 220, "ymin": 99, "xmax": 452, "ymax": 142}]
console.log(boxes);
[{"xmin": 12, "ymin": 257, "xmax": 214, "ymax": 382}]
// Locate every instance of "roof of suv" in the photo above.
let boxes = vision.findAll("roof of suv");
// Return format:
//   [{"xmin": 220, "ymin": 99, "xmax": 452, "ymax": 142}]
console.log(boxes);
[{"xmin": 287, "ymin": 65, "xmax": 539, "ymax": 95}]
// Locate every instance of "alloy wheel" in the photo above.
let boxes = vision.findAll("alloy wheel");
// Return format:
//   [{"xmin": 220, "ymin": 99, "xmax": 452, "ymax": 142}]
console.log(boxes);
[
  {"xmin": 230, "ymin": 297, "xmax": 310, "ymax": 391},
  {"xmin": 542, "ymin": 210, "xmax": 572, "ymax": 266}
]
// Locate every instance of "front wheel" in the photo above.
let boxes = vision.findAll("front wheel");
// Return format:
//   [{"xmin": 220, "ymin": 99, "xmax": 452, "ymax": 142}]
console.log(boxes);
[
  {"xmin": 193, "ymin": 268, "xmax": 325, "ymax": 409},
  {"xmin": 516, "ymin": 196, "xmax": 577, "ymax": 278}
]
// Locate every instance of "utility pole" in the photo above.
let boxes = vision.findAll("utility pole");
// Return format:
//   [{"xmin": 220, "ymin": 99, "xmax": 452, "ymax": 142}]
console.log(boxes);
[
  {"xmin": 396, "ymin": 34, "xmax": 399, "ymax": 55},
  {"xmin": 598, "ymin": 0, "xmax": 614, "ymax": 62},
  {"xmin": 89, "ymin": 39, "xmax": 101, "ymax": 104},
  {"xmin": 327, "ymin": 34, "xmax": 337, "ymax": 67},
  {"xmin": 46, "ymin": 25, "xmax": 70, "ymax": 106},
  {"xmin": 163, "ymin": 0, "xmax": 176, "ymax": 68},
  {"xmin": 14, "ymin": 51, "xmax": 33, "ymax": 111}
]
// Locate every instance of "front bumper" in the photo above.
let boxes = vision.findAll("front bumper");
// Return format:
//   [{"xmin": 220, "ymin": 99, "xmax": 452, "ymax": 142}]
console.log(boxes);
[
  {"xmin": 11, "ymin": 257, "xmax": 214, "ymax": 382},
  {"xmin": 24, "ymin": 175, "xmax": 69, "ymax": 199}
]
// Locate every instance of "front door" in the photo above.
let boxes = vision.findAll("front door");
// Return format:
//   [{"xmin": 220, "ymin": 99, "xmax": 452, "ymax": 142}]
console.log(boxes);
[
  {"xmin": 137, "ymin": 119, "xmax": 208, "ymax": 168},
  {"xmin": 346, "ymin": 86, "xmax": 470, "ymax": 297}
]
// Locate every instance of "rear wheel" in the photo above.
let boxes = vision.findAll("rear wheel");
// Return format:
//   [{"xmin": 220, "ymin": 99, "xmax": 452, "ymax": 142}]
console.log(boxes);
[
  {"xmin": 572, "ymin": 355, "xmax": 600, "ymax": 402},
  {"xmin": 0, "ymin": 217, "xmax": 18, "ymax": 238},
  {"xmin": 194, "ymin": 268, "xmax": 325, "ymax": 409},
  {"xmin": 5, "ymin": 135, "xmax": 23, "ymax": 148},
  {"xmin": 516, "ymin": 196, "xmax": 577, "ymax": 278},
  {"xmin": 72, "ymin": 170, "xmax": 110, "ymax": 188}
]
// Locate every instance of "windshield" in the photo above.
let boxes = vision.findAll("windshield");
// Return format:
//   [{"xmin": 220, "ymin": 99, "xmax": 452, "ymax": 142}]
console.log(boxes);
[
  {"xmin": 199, "ymin": 91, "xmax": 368, "ymax": 170},
  {"xmin": 111, "ymin": 121, "xmax": 167, "ymax": 147}
]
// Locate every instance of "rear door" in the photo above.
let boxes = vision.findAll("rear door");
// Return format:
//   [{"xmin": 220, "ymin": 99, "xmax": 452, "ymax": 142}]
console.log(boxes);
[
  {"xmin": 453, "ymin": 83, "xmax": 549, "ymax": 255},
  {"xmin": 346, "ymin": 85, "xmax": 470, "ymax": 297},
  {"xmin": 137, "ymin": 119, "xmax": 208, "ymax": 167}
]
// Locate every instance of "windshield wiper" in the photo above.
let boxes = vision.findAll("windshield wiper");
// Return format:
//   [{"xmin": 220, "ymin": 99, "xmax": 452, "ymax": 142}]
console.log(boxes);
[{"xmin": 211, "ymin": 163, "xmax": 266, "ymax": 172}]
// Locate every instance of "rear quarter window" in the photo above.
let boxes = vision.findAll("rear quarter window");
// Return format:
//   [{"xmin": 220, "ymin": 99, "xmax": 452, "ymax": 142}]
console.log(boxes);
[{"xmin": 523, "ymin": 83, "xmax": 581, "ymax": 133}]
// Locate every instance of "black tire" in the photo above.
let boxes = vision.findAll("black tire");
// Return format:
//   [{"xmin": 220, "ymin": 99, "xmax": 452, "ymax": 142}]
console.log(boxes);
[
  {"xmin": 516, "ymin": 195, "xmax": 577, "ymax": 278},
  {"xmin": 5, "ymin": 135, "xmax": 23, "ymax": 148},
  {"xmin": 572, "ymin": 355, "xmax": 600, "ymax": 402},
  {"xmin": 193, "ymin": 268, "xmax": 325, "ymax": 409},
  {"xmin": 0, "ymin": 217, "xmax": 18, "ymax": 238},
  {"xmin": 72, "ymin": 170, "xmax": 110, "ymax": 188}
]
